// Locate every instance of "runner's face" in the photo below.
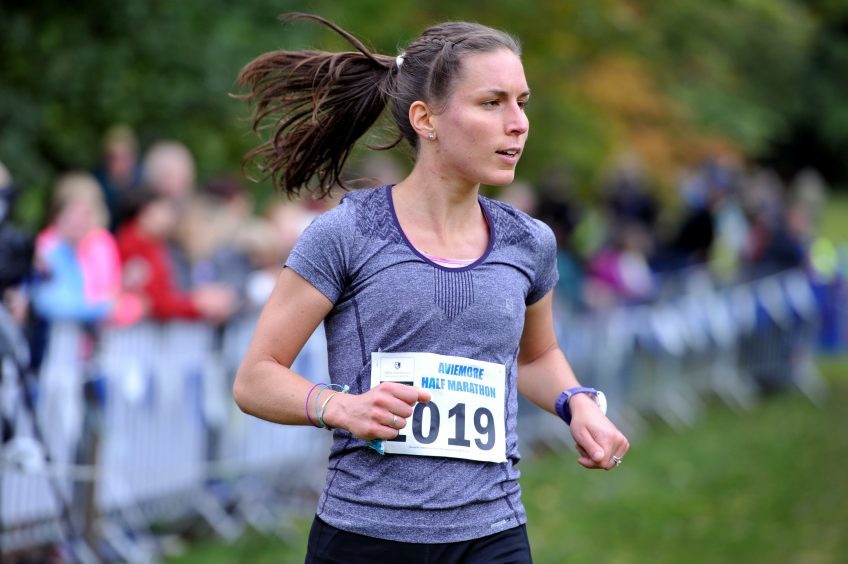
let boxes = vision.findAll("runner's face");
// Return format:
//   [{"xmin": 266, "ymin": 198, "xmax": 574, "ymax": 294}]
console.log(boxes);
[{"xmin": 433, "ymin": 49, "xmax": 530, "ymax": 187}]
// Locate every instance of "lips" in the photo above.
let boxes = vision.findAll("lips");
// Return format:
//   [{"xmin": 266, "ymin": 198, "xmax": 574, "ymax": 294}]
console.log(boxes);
[{"xmin": 496, "ymin": 147, "xmax": 522, "ymax": 157}]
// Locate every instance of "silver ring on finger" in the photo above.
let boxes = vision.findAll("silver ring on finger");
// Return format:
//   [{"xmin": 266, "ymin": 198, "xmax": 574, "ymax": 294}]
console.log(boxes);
[
  {"xmin": 391, "ymin": 414, "xmax": 398, "ymax": 428},
  {"xmin": 611, "ymin": 455, "xmax": 623, "ymax": 467}
]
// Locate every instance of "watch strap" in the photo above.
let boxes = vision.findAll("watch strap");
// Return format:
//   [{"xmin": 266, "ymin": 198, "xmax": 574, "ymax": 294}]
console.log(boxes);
[{"xmin": 555, "ymin": 386, "xmax": 599, "ymax": 425}]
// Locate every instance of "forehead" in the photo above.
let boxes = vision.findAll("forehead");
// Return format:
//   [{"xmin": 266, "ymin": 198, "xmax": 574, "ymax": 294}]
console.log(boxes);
[{"xmin": 454, "ymin": 49, "xmax": 528, "ymax": 95}]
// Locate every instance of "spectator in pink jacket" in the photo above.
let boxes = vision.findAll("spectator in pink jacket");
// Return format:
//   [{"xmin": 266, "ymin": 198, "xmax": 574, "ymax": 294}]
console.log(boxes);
[{"xmin": 32, "ymin": 173, "xmax": 143, "ymax": 325}]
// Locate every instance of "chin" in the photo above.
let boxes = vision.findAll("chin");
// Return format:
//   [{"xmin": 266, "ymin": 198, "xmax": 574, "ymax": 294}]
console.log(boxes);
[{"xmin": 484, "ymin": 171, "xmax": 517, "ymax": 187}]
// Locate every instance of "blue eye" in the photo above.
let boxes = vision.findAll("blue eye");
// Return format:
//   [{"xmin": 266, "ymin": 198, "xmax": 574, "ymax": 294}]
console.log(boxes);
[{"xmin": 483, "ymin": 100, "xmax": 499, "ymax": 107}]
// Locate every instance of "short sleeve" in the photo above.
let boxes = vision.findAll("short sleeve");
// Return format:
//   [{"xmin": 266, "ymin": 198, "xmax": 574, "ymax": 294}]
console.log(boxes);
[
  {"xmin": 285, "ymin": 203, "xmax": 352, "ymax": 304},
  {"xmin": 525, "ymin": 219, "xmax": 559, "ymax": 305}
]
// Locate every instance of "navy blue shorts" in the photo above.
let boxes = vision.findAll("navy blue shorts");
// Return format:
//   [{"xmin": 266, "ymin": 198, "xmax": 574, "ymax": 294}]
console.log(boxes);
[{"xmin": 305, "ymin": 515, "xmax": 533, "ymax": 563}]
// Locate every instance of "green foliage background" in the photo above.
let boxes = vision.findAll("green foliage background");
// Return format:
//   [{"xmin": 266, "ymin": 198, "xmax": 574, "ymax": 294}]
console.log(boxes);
[{"xmin": 2, "ymin": 0, "xmax": 848, "ymax": 226}]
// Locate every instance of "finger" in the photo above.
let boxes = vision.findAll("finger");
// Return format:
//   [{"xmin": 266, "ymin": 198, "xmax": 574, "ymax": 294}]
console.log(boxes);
[
  {"xmin": 375, "ymin": 395, "xmax": 418, "ymax": 420},
  {"xmin": 381, "ymin": 411, "xmax": 395, "ymax": 428},
  {"xmin": 608, "ymin": 435, "xmax": 630, "ymax": 468},
  {"xmin": 380, "ymin": 382, "xmax": 431, "ymax": 405},
  {"xmin": 375, "ymin": 425, "xmax": 402, "ymax": 440},
  {"xmin": 575, "ymin": 428, "xmax": 607, "ymax": 466},
  {"xmin": 383, "ymin": 411, "xmax": 404, "ymax": 430},
  {"xmin": 575, "ymin": 444, "xmax": 598, "ymax": 469},
  {"xmin": 577, "ymin": 457, "xmax": 601, "ymax": 469},
  {"xmin": 604, "ymin": 442, "xmax": 628, "ymax": 470},
  {"xmin": 612, "ymin": 435, "xmax": 630, "ymax": 458},
  {"xmin": 366, "ymin": 417, "xmax": 405, "ymax": 440},
  {"xmin": 603, "ymin": 442, "xmax": 625, "ymax": 470},
  {"xmin": 577, "ymin": 445, "xmax": 604, "ymax": 470},
  {"xmin": 415, "ymin": 387, "xmax": 432, "ymax": 403}
]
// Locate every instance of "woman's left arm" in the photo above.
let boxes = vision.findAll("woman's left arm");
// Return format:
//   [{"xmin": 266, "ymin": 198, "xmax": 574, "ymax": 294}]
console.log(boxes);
[{"xmin": 518, "ymin": 290, "xmax": 630, "ymax": 469}]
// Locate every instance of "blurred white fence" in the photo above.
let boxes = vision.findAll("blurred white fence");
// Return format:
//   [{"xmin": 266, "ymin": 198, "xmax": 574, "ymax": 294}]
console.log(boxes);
[
  {"xmin": 517, "ymin": 268, "xmax": 826, "ymax": 455},
  {"xmin": 0, "ymin": 267, "xmax": 830, "ymax": 562}
]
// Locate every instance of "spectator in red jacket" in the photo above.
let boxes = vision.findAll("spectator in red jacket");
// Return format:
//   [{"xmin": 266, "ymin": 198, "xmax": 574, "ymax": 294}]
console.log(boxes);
[{"xmin": 116, "ymin": 188, "xmax": 235, "ymax": 323}]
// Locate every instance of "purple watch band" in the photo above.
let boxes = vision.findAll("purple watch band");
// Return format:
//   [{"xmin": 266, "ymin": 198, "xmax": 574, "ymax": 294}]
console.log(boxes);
[{"xmin": 555, "ymin": 386, "xmax": 598, "ymax": 425}]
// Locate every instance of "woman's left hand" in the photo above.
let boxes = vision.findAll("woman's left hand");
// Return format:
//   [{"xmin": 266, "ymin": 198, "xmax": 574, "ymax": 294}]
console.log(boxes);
[{"xmin": 567, "ymin": 394, "xmax": 630, "ymax": 470}]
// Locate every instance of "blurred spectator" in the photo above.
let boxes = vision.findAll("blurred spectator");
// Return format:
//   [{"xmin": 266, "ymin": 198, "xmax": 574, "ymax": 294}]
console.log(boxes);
[
  {"xmin": 603, "ymin": 151, "xmax": 659, "ymax": 233},
  {"xmin": 31, "ymin": 173, "xmax": 141, "ymax": 325},
  {"xmin": 93, "ymin": 125, "xmax": 143, "ymax": 232},
  {"xmin": 790, "ymin": 168, "xmax": 826, "ymax": 228},
  {"xmin": 230, "ymin": 197, "xmax": 315, "ymax": 313},
  {"xmin": 0, "ymin": 162, "xmax": 34, "ymax": 326},
  {"xmin": 230, "ymin": 218, "xmax": 285, "ymax": 313},
  {"xmin": 536, "ymin": 167, "xmax": 587, "ymax": 310},
  {"xmin": 742, "ymin": 169, "xmax": 805, "ymax": 277},
  {"xmin": 197, "ymin": 175, "xmax": 258, "ymax": 309},
  {"xmin": 709, "ymin": 162, "xmax": 749, "ymax": 280},
  {"xmin": 791, "ymin": 169, "xmax": 843, "ymax": 352},
  {"xmin": 116, "ymin": 187, "xmax": 235, "ymax": 323},
  {"xmin": 747, "ymin": 208, "xmax": 806, "ymax": 278},
  {"xmin": 142, "ymin": 140, "xmax": 196, "ymax": 204},
  {"xmin": 202, "ymin": 175, "xmax": 255, "ymax": 255},
  {"xmin": 140, "ymin": 140, "xmax": 197, "ymax": 291},
  {"xmin": 585, "ymin": 221, "xmax": 654, "ymax": 307},
  {"xmin": 205, "ymin": 174, "xmax": 254, "ymax": 220},
  {"xmin": 652, "ymin": 161, "xmax": 724, "ymax": 272},
  {"xmin": 499, "ymin": 180, "xmax": 538, "ymax": 215},
  {"xmin": 266, "ymin": 198, "xmax": 314, "ymax": 263}
]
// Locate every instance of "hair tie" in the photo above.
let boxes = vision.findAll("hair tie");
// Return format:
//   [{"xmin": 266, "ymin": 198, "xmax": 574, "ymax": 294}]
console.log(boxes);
[{"xmin": 396, "ymin": 52, "xmax": 405, "ymax": 68}]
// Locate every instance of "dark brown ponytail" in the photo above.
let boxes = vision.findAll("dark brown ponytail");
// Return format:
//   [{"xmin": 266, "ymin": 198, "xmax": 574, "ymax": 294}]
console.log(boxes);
[
  {"xmin": 238, "ymin": 14, "xmax": 520, "ymax": 198},
  {"xmin": 238, "ymin": 13, "xmax": 395, "ymax": 197}
]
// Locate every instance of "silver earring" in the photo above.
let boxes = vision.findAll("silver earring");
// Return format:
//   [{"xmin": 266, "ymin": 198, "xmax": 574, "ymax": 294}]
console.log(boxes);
[{"xmin": 428, "ymin": 131, "xmax": 435, "ymax": 141}]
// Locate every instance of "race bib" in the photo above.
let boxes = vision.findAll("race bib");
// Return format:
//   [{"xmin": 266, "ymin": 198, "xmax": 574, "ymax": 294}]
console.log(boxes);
[{"xmin": 370, "ymin": 352, "xmax": 506, "ymax": 463}]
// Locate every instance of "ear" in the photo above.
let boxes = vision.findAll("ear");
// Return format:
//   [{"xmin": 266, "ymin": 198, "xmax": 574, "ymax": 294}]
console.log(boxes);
[{"xmin": 409, "ymin": 100, "xmax": 436, "ymax": 141}]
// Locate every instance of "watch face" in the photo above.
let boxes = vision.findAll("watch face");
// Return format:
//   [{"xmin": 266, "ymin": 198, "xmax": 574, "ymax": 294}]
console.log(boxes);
[{"xmin": 595, "ymin": 391, "xmax": 608, "ymax": 415}]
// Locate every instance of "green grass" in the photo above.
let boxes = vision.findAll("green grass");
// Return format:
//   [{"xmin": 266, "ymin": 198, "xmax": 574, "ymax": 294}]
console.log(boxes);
[
  {"xmin": 168, "ymin": 358, "xmax": 848, "ymax": 563},
  {"xmin": 521, "ymin": 357, "xmax": 848, "ymax": 563},
  {"xmin": 166, "ymin": 521, "xmax": 312, "ymax": 564}
]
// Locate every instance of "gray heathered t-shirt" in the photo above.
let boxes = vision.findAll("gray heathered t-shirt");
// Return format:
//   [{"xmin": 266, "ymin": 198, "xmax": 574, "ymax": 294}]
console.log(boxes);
[{"xmin": 285, "ymin": 185, "xmax": 558, "ymax": 543}]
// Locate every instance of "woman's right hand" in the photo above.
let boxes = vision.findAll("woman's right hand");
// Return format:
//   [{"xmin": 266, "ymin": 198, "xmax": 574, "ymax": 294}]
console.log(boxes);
[{"xmin": 321, "ymin": 382, "xmax": 431, "ymax": 440}]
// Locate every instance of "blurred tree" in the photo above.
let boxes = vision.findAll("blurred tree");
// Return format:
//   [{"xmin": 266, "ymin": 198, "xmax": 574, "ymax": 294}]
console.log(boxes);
[
  {"xmin": 1, "ymin": 0, "xmax": 845, "ymax": 227},
  {"xmin": 762, "ymin": 0, "xmax": 848, "ymax": 183},
  {"xmin": 0, "ymin": 0, "xmax": 309, "ymax": 225}
]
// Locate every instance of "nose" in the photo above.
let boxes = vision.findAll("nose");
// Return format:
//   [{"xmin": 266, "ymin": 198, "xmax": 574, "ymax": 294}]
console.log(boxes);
[{"xmin": 505, "ymin": 101, "xmax": 529, "ymax": 137}]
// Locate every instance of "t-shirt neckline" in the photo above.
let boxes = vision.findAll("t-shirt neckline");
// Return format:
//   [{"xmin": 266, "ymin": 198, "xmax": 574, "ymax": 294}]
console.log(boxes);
[{"xmin": 384, "ymin": 184, "xmax": 495, "ymax": 272}]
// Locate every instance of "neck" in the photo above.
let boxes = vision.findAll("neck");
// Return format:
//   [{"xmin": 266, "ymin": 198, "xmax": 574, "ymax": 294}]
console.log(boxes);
[
  {"xmin": 390, "ymin": 161, "xmax": 489, "ymax": 259},
  {"xmin": 392, "ymin": 162, "xmax": 481, "ymax": 235}
]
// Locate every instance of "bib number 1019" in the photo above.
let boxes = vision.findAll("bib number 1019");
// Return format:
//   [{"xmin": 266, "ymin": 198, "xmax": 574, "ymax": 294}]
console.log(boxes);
[{"xmin": 391, "ymin": 401, "xmax": 496, "ymax": 450}]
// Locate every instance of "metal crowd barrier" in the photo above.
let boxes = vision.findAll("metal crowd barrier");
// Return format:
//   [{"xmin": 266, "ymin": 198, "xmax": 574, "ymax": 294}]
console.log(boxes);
[
  {"xmin": 0, "ymin": 267, "xmax": 832, "ymax": 561},
  {"xmin": 516, "ymin": 267, "xmax": 826, "ymax": 456},
  {"xmin": 1, "ymin": 312, "xmax": 331, "ymax": 562}
]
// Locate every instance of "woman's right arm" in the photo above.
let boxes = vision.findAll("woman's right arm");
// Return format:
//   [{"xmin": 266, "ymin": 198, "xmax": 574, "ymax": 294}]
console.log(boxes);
[{"xmin": 233, "ymin": 267, "xmax": 429, "ymax": 437}]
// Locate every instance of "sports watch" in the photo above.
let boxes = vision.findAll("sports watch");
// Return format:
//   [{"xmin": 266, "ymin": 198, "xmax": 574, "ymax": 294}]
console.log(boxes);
[{"xmin": 555, "ymin": 387, "xmax": 607, "ymax": 425}]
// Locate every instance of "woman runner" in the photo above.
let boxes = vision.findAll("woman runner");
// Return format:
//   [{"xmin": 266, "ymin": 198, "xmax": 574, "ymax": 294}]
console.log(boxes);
[{"xmin": 233, "ymin": 13, "xmax": 630, "ymax": 563}]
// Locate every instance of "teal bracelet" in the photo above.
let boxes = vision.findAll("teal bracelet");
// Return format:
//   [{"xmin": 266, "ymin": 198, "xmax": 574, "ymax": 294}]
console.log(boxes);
[
  {"xmin": 306, "ymin": 383, "xmax": 328, "ymax": 427},
  {"xmin": 312, "ymin": 384, "xmax": 338, "ymax": 427},
  {"xmin": 315, "ymin": 384, "xmax": 349, "ymax": 430}
]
